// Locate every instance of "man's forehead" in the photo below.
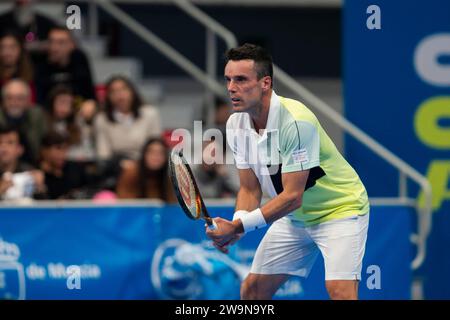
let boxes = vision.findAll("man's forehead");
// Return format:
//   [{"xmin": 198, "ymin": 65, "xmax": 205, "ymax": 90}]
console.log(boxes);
[
  {"xmin": 225, "ymin": 59, "xmax": 257, "ymax": 75},
  {"xmin": 4, "ymin": 82, "xmax": 28, "ymax": 95},
  {"xmin": 49, "ymin": 31, "xmax": 71, "ymax": 41},
  {"xmin": 0, "ymin": 132, "xmax": 19, "ymax": 141}
]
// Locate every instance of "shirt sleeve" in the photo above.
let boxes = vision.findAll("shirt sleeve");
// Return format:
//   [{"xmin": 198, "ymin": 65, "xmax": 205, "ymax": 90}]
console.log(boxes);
[{"xmin": 280, "ymin": 120, "xmax": 320, "ymax": 173}]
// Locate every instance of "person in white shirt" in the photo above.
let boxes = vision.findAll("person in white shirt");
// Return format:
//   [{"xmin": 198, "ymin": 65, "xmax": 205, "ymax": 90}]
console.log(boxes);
[{"xmin": 94, "ymin": 75, "xmax": 162, "ymax": 162}]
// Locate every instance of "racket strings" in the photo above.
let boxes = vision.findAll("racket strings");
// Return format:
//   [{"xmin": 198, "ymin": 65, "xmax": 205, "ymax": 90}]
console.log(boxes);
[{"xmin": 173, "ymin": 159, "xmax": 199, "ymax": 218}]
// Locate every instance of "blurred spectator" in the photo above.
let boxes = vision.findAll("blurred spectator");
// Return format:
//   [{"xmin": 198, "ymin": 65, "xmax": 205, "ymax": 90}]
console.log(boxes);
[
  {"xmin": 191, "ymin": 140, "xmax": 239, "ymax": 198},
  {"xmin": 116, "ymin": 138, "xmax": 176, "ymax": 202},
  {"xmin": 0, "ymin": 31, "xmax": 36, "ymax": 102},
  {"xmin": 94, "ymin": 76, "xmax": 161, "ymax": 163},
  {"xmin": 34, "ymin": 26, "xmax": 96, "ymax": 106},
  {"xmin": 46, "ymin": 84, "xmax": 96, "ymax": 163},
  {"xmin": 39, "ymin": 131, "xmax": 96, "ymax": 200},
  {"xmin": 0, "ymin": 79, "xmax": 46, "ymax": 164},
  {"xmin": 0, "ymin": 125, "xmax": 45, "ymax": 200},
  {"xmin": 0, "ymin": 0, "xmax": 59, "ymax": 53}
]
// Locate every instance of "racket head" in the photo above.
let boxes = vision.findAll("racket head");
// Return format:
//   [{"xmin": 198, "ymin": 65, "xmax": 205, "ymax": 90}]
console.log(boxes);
[{"xmin": 169, "ymin": 149, "xmax": 203, "ymax": 220}]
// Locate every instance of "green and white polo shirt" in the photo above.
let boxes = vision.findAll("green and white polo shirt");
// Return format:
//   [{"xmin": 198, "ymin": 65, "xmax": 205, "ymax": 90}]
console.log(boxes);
[{"xmin": 226, "ymin": 91, "xmax": 369, "ymax": 226}]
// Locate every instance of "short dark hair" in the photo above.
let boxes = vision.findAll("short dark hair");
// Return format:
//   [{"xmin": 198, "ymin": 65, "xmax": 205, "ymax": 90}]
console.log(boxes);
[
  {"xmin": 104, "ymin": 75, "xmax": 143, "ymax": 122},
  {"xmin": 47, "ymin": 25, "xmax": 73, "ymax": 39},
  {"xmin": 225, "ymin": 43, "xmax": 273, "ymax": 85},
  {"xmin": 0, "ymin": 30, "xmax": 34, "ymax": 82},
  {"xmin": 41, "ymin": 131, "xmax": 69, "ymax": 149},
  {"xmin": 46, "ymin": 84, "xmax": 74, "ymax": 110},
  {"xmin": 0, "ymin": 125, "xmax": 23, "ymax": 145}
]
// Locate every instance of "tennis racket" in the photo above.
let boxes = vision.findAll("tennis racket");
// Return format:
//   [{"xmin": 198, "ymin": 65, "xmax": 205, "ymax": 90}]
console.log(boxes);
[{"xmin": 169, "ymin": 149, "xmax": 217, "ymax": 230}]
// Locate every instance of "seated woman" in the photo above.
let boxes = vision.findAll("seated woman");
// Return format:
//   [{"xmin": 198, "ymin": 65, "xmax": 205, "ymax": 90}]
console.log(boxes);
[
  {"xmin": 116, "ymin": 138, "xmax": 176, "ymax": 203},
  {"xmin": 94, "ymin": 75, "xmax": 161, "ymax": 162},
  {"xmin": 0, "ymin": 31, "xmax": 36, "ymax": 102},
  {"xmin": 45, "ymin": 84, "xmax": 97, "ymax": 164}
]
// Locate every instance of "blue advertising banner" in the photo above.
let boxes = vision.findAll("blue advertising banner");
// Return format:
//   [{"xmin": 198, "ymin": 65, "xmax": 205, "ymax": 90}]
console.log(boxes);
[
  {"xmin": 0, "ymin": 204, "xmax": 412, "ymax": 300},
  {"xmin": 344, "ymin": 0, "xmax": 450, "ymax": 298}
]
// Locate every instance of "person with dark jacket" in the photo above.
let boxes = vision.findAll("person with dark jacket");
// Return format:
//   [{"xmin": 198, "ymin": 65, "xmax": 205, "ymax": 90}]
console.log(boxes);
[
  {"xmin": 0, "ymin": 79, "xmax": 46, "ymax": 165},
  {"xmin": 0, "ymin": 0, "xmax": 59, "ymax": 52},
  {"xmin": 34, "ymin": 26, "xmax": 95, "ymax": 106},
  {"xmin": 39, "ymin": 131, "xmax": 96, "ymax": 200}
]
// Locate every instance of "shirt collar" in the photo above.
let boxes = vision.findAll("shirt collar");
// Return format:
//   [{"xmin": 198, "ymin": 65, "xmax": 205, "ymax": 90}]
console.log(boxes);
[
  {"xmin": 241, "ymin": 90, "xmax": 280, "ymax": 138},
  {"xmin": 265, "ymin": 90, "xmax": 280, "ymax": 133}
]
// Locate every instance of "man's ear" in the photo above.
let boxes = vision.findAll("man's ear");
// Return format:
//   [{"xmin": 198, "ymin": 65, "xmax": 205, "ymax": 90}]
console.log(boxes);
[{"xmin": 261, "ymin": 76, "xmax": 272, "ymax": 91}]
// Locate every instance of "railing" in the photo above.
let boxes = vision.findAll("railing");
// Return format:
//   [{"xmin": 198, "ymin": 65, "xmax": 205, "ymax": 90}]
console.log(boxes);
[
  {"xmin": 74, "ymin": 0, "xmax": 430, "ymax": 269},
  {"xmin": 85, "ymin": 0, "xmax": 228, "ymax": 100}
]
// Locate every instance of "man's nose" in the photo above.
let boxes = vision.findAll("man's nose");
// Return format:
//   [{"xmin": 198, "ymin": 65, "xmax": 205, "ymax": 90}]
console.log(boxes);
[{"xmin": 227, "ymin": 81, "xmax": 236, "ymax": 92}]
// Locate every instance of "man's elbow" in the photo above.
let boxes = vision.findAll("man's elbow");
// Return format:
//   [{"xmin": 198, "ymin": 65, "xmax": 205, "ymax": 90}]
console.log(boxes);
[{"xmin": 286, "ymin": 191, "xmax": 303, "ymax": 209}]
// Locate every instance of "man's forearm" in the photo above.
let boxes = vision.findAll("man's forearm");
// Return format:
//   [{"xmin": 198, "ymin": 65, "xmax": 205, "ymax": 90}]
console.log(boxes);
[
  {"xmin": 259, "ymin": 191, "xmax": 302, "ymax": 224},
  {"xmin": 235, "ymin": 187, "xmax": 261, "ymax": 212},
  {"xmin": 232, "ymin": 190, "xmax": 302, "ymax": 234}
]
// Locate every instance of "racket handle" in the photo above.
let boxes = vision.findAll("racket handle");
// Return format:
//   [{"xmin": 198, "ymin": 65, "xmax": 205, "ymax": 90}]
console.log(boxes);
[{"xmin": 206, "ymin": 218, "xmax": 218, "ymax": 231}]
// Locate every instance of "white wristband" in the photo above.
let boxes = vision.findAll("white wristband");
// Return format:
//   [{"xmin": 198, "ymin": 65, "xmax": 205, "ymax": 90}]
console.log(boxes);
[
  {"xmin": 233, "ymin": 210, "xmax": 248, "ymax": 221},
  {"xmin": 239, "ymin": 208, "xmax": 267, "ymax": 234}
]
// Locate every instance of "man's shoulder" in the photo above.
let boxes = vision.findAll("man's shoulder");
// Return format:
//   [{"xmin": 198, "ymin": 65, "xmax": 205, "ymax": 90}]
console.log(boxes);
[
  {"xmin": 70, "ymin": 49, "xmax": 90, "ymax": 64},
  {"xmin": 278, "ymin": 96, "xmax": 318, "ymax": 128}
]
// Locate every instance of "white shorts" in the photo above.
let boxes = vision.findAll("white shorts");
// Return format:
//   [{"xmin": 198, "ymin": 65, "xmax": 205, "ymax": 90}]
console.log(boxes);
[{"xmin": 250, "ymin": 213, "xmax": 369, "ymax": 281}]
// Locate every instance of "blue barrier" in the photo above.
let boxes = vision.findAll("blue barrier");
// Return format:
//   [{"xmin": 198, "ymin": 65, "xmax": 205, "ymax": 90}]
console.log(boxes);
[{"xmin": 0, "ymin": 204, "xmax": 412, "ymax": 299}]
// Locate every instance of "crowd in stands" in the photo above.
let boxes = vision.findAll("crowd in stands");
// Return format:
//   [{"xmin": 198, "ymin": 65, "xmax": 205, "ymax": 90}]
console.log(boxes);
[{"xmin": 0, "ymin": 0, "xmax": 238, "ymax": 203}]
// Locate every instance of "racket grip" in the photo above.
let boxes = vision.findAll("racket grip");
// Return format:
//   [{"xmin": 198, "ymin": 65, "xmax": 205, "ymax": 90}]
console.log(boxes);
[{"xmin": 206, "ymin": 218, "xmax": 218, "ymax": 231}]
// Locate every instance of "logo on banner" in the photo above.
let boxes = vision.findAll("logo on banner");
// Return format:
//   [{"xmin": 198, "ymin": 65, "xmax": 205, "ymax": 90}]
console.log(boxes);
[
  {"xmin": 0, "ymin": 238, "xmax": 26, "ymax": 300},
  {"xmin": 414, "ymin": 33, "xmax": 450, "ymax": 211},
  {"xmin": 150, "ymin": 238, "xmax": 303, "ymax": 300},
  {"xmin": 151, "ymin": 239, "xmax": 247, "ymax": 299}
]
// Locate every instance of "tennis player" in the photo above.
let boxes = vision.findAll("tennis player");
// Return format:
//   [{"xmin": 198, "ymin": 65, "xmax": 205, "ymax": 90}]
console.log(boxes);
[{"xmin": 206, "ymin": 43, "xmax": 370, "ymax": 300}]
